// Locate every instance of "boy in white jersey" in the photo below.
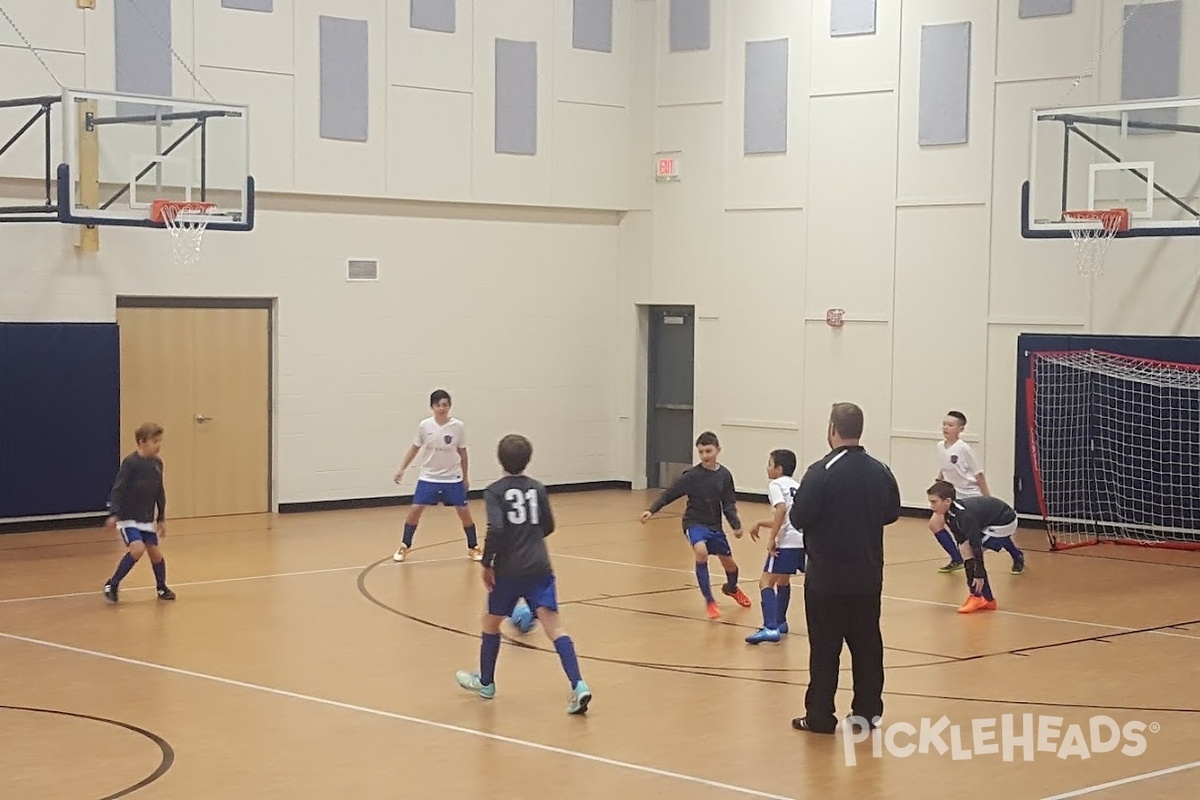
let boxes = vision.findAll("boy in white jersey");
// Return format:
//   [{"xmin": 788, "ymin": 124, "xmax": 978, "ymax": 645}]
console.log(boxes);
[
  {"xmin": 929, "ymin": 411, "xmax": 1022, "ymax": 574},
  {"xmin": 745, "ymin": 449, "xmax": 804, "ymax": 644},
  {"xmin": 392, "ymin": 389, "xmax": 480, "ymax": 562}
]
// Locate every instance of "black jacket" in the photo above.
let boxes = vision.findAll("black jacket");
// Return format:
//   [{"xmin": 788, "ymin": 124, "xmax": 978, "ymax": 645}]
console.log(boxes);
[{"xmin": 789, "ymin": 445, "xmax": 901, "ymax": 594}]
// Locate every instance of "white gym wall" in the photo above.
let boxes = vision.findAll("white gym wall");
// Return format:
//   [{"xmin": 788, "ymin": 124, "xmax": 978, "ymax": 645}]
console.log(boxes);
[{"xmin": 1, "ymin": 0, "xmax": 1198, "ymax": 509}]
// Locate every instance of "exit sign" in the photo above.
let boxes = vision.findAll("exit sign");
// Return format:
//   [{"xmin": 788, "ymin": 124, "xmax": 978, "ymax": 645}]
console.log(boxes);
[{"xmin": 655, "ymin": 153, "xmax": 680, "ymax": 182}]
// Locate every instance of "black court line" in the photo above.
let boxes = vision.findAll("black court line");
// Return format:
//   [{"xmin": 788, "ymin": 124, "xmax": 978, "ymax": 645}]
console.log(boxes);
[
  {"xmin": 1008, "ymin": 617, "xmax": 1200, "ymax": 656},
  {"xmin": 574, "ymin": 598, "xmax": 964, "ymax": 662},
  {"xmin": 357, "ymin": 539, "xmax": 1200, "ymax": 713},
  {"xmin": 0, "ymin": 704, "xmax": 174, "ymax": 799}
]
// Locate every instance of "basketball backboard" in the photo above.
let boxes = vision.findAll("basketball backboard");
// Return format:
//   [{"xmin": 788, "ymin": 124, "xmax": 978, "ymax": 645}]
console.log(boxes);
[
  {"xmin": 1022, "ymin": 96, "xmax": 1200, "ymax": 240},
  {"xmin": 57, "ymin": 87, "xmax": 254, "ymax": 232}
]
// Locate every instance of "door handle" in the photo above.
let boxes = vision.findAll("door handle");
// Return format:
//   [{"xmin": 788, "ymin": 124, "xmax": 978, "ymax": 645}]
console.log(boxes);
[{"xmin": 196, "ymin": 414, "xmax": 212, "ymax": 423}]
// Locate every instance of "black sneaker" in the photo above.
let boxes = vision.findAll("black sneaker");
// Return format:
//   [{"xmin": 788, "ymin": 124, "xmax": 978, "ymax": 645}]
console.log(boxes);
[
  {"xmin": 157, "ymin": 587, "xmax": 176, "ymax": 601},
  {"xmin": 1011, "ymin": 559, "xmax": 1026, "ymax": 575},
  {"xmin": 103, "ymin": 583, "xmax": 118, "ymax": 603}
]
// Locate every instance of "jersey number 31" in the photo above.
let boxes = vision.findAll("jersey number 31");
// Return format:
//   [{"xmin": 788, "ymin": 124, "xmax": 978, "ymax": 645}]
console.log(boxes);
[{"xmin": 505, "ymin": 488, "xmax": 540, "ymax": 525}]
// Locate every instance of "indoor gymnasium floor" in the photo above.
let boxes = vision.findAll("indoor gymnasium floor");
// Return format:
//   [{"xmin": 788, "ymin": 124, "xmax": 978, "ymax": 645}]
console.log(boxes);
[{"xmin": 2, "ymin": 489, "xmax": 1199, "ymax": 799}]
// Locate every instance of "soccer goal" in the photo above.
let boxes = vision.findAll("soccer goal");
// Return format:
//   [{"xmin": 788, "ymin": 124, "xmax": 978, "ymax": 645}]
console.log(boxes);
[{"xmin": 1025, "ymin": 349, "xmax": 1200, "ymax": 551}]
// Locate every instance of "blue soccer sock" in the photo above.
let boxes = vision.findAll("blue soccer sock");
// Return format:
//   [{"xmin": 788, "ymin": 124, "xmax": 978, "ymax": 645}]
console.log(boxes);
[
  {"xmin": 463, "ymin": 524, "xmax": 478, "ymax": 549},
  {"xmin": 935, "ymin": 529, "xmax": 962, "ymax": 562},
  {"xmin": 553, "ymin": 635, "xmax": 583, "ymax": 687},
  {"xmin": 479, "ymin": 632, "xmax": 501, "ymax": 686},
  {"xmin": 999, "ymin": 537, "xmax": 1024, "ymax": 563},
  {"xmin": 777, "ymin": 584, "xmax": 792, "ymax": 625},
  {"xmin": 402, "ymin": 523, "xmax": 417, "ymax": 548},
  {"xmin": 760, "ymin": 587, "xmax": 779, "ymax": 630},
  {"xmin": 151, "ymin": 559, "xmax": 167, "ymax": 590},
  {"xmin": 695, "ymin": 562, "xmax": 714, "ymax": 603},
  {"xmin": 981, "ymin": 573, "xmax": 995, "ymax": 602},
  {"xmin": 109, "ymin": 553, "xmax": 137, "ymax": 587}
]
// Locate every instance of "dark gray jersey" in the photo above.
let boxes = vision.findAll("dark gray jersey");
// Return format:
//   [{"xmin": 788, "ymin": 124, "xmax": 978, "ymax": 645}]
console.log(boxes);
[{"xmin": 482, "ymin": 475, "xmax": 556, "ymax": 578}]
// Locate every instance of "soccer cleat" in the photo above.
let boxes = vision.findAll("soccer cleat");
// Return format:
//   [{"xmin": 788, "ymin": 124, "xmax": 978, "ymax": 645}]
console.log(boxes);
[
  {"xmin": 722, "ymin": 585, "xmax": 753, "ymax": 608},
  {"xmin": 939, "ymin": 561, "xmax": 965, "ymax": 574},
  {"xmin": 706, "ymin": 601, "xmax": 721, "ymax": 620},
  {"xmin": 455, "ymin": 671, "xmax": 496, "ymax": 699},
  {"xmin": 468, "ymin": 546, "xmax": 483, "ymax": 562},
  {"xmin": 392, "ymin": 545, "xmax": 409, "ymax": 563},
  {"xmin": 778, "ymin": 622, "xmax": 789, "ymax": 635},
  {"xmin": 1011, "ymin": 558, "xmax": 1025, "ymax": 575},
  {"xmin": 745, "ymin": 627, "xmax": 781, "ymax": 645},
  {"xmin": 957, "ymin": 595, "xmax": 996, "ymax": 614},
  {"xmin": 157, "ymin": 587, "xmax": 176, "ymax": 601},
  {"xmin": 567, "ymin": 681, "xmax": 592, "ymax": 715},
  {"xmin": 103, "ymin": 583, "xmax": 118, "ymax": 603}
]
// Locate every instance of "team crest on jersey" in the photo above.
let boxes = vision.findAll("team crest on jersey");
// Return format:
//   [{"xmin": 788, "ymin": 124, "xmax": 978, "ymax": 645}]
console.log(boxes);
[
  {"xmin": 950, "ymin": 455, "xmax": 958, "ymax": 463},
  {"xmin": 444, "ymin": 435, "xmax": 453, "ymax": 444}
]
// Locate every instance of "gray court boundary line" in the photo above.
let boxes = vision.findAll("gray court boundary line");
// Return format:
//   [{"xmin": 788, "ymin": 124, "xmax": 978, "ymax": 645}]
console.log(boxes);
[
  {"xmin": 0, "ymin": 631, "xmax": 795, "ymax": 800},
  {"xmin": 1041, "ymin": 758, "xmax": 1200, "ymax": 799},
  {"xmin": 554, "ymin": 554, "xmax": 1200, "ymax": 643}
]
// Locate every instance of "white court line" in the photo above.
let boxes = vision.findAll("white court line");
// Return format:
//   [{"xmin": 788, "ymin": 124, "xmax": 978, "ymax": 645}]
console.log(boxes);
[
  {"xmin": 0, "ymin": 631, "xmax": 794, "ymax": 800},
  {"xmin": 1041, "ymin": 759, "xmax": 1200, "ymax": 799},
  {"xmin": 0, "ymin": 556, "xmax": 461, "ymax": 605},
  {"xmin": 555, "ymin": 554, "xmax": 1200, "ymax": 642}
]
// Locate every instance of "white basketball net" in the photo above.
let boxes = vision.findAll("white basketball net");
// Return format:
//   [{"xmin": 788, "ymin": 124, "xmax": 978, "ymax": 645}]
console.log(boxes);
[
  {"xmin": 1064, "ymin": 210, "xmax": 1128, "ymax": 279},
  {"xmin": 161, "ymin": 204, "xmax": 215, "ymax": 267}
]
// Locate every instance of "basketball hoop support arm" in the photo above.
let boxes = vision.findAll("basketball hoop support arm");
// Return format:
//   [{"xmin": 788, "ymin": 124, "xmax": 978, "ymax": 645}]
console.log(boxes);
[{"xmin": 0, "ymin": 94, "xmax": 62, "ymax": 222}]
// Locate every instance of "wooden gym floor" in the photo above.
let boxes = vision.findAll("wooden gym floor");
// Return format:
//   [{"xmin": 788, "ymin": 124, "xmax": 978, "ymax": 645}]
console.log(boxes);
[{"xmin": 2, "ymin": 489, "xmax": 1200, "ymax": 799}]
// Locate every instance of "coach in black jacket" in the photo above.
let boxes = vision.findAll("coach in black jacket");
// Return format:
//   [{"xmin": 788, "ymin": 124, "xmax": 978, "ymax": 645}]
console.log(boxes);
[{"xmin": 789, "ymin": 402, "xmax": 901, "ymax": 734}]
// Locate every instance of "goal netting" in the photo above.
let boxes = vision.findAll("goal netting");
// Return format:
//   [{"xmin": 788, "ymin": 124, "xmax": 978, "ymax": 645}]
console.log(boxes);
[{"xmin": 1026, "ymin": 349, "xmax": 1200, "ymax": 551}]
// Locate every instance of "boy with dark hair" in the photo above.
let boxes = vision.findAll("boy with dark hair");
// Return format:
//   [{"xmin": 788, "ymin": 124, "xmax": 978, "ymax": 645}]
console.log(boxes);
[
  {"xmin": 103, "ymin": 422, "xmax": 175, "ymax": 603},
  {"xmin": 455, "ymin": 434, "xmax": 592, "ymax": 714},
  {"xmin": 926, "ymin": 480, "xmax": 1021, "ymax": 613},
  {"xmin": 392, "ymin": 389, "xmax": 480, "ymax": 562},
  {"xmin": 745, "ymin": 448, "xmax": 804, "ymax": 645},
  {"xmin": 641, "ymin": 431, "xmax": 752, "ymax": 620}
]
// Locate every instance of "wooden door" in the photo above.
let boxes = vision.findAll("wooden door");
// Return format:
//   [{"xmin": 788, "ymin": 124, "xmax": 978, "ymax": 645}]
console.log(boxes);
[
  {"xmin": 192, "ymin": 308, "xmax": 270, "ymax": 516},
  {"xmin": 116, "ymin": 307, "xmax": 197, "ymax": 518},
  {"xmin": 116, "ymin": 305, "xmax": 270, "ymax": 519}
]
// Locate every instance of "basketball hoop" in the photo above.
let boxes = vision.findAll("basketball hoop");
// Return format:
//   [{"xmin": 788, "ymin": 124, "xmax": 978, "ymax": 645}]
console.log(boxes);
[
  {"xmin": 1063, "ymin": 208, "xmax": 1129, "ymax": 279},
  {"xmin": 150, "ymin": 200, "xmax": 216, "ymax": 266}
]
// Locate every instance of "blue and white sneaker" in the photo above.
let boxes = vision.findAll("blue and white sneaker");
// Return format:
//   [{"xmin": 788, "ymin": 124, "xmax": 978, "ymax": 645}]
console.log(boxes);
[
  {"xmin": 745, "ymin": 627, "xmax": 782, "ymax": 645},
  {"xmin": 567, "ymin": 680, "xmax": 592, "ymax": 715},
  {"xmin": 455, "ymin": 671, "xmax": 496, "ymax": 700}
]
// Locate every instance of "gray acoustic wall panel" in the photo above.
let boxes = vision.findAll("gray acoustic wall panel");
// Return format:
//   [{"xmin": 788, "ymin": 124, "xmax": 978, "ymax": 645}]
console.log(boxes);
[
  {"xmin": 221, "ymin": 0, "xmax": 273, "ymax": 11},
  {"xmin": 1017, "ymin": 0, "xmax": 1073, "ymax": 18},
  {"xmin": 669, "ymin": 0, "xmax": 710, "ymax": 52},
  {"xmin": 573, "ymin": 0, "xmax": 613, "ymax": 53},
  {"xmin": 744, "ymin": 39, "xmax": 789, "ymax": 155},
  {"xmin": 411, "ymin": 0, "xmax": 455, "ymax": 34},
  {"xmin": 319, "ymin": 16, "xmax": 370, "ymax": 142},
  {"xmin": 495, "ymin": 39, "xmax": 538, "ymax": 156},
  {"xmin": 918, "ymin": 21, "xmax": 972, "ymax": 147},
  {"xmin": 831, "ymin": 0, "xmax": 877, "ymax": 37},
  {"xmin": 114, "ymin": 0, "xmax": 172, "ymax": 101},
  {"xmin": 1121, "ymin": 0, "xmax": 1182, "ymax": 131}
]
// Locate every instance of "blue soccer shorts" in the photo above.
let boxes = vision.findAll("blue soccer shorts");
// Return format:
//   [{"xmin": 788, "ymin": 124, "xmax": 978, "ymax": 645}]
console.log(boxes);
[
  {"xmin": 413, "ymin": 479, "xmax": 468, "ymax": 507},
  {"xmin": 684, "ymin": 525, "xmax": 732, "ymax": 557},
  {"xmin": 488, "ymin": 574, "xmax": 559, "ymax": 618},
  {"xmin": 118, "ymin": 525, "xmax": 160, "ymax": 548},
  {"xmin": 763, "ymin": 547, "xmax": 805, "ymax": 575}
]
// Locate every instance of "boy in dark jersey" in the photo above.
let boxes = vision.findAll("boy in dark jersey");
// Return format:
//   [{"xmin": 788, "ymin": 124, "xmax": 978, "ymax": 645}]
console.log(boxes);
[
  {"xmin": 103, "ymin": 422, "xmax": 175, "ymax": 603},
  {"xmin": 455, "ymin": 434, "xmax": 592, "ymax": 715},
  {"xmin": 927, "ymin": 480, "xmax": 1021, "ymax": 614},
  {"xmin": 641, "ymin": 431, "xmax": 752, "ymax": 620}
]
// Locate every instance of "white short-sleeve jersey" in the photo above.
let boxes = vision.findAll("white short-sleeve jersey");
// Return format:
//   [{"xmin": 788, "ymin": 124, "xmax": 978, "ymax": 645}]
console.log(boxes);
[
  {"xmin": 413, "ymin": 416, "xmax": 467, "ymax": 482},
  {"xmin": 767, "ymin": 475, "xmax": 804, "ymax": 549},
  {"xmin": 937, "ymin": 439, "xmax": 982, "ymax": 498}
]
